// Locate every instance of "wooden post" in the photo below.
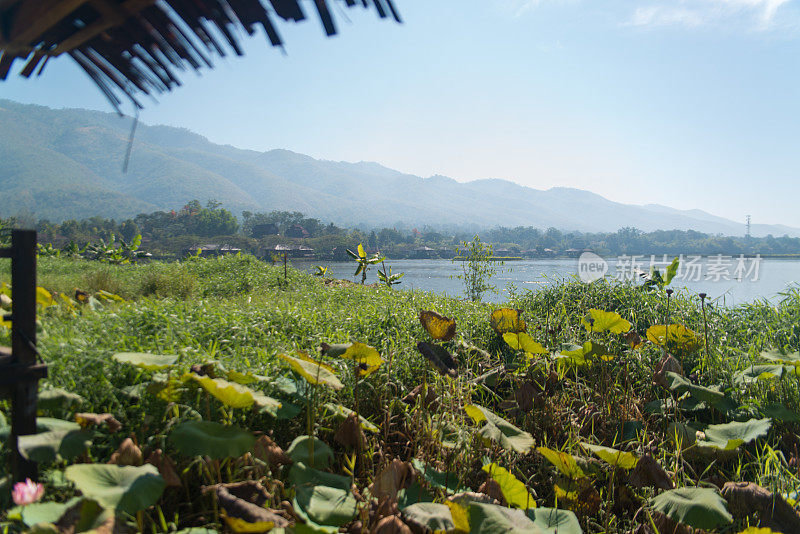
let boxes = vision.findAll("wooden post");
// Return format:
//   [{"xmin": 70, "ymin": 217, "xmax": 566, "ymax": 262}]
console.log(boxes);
[
  {"xmin": 283, "ymin": 252, "xmax": 288, "ymax": 282},
  {"xmin": 10, "ymin": 230, "xmax": 39, "ymax": 482}
]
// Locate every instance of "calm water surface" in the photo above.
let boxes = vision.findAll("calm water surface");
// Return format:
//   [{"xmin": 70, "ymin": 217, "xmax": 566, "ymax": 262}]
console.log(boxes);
[{"xmin": 295, "ymin": 258, "xmax": 800, "ymax": 305}]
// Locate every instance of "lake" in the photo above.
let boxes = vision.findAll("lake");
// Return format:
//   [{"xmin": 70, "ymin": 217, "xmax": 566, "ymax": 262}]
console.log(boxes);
[{"xmin": 295, "ymin": 256, "xmax": 800, "ymax": 305}]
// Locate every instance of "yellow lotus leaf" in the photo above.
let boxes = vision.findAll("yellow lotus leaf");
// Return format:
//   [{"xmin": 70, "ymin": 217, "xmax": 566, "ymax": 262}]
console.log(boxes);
[
  {"xmin": 340, "ymin": 342, "xmax": 385, "ymax": 369},
  {"xmin": 581, "ymin": 309, "xmax": 631, "ymax": 334},
  {"xmin": 537, "ymin": 446, "xmax": 585, "ymax": 479},
  {"xmin": 502, "ymin": 332, "xmax": 547, "ymax": 355},
  {"xmin": 482, "ymin": 463, "xmax": 537, "ymax": 509},
  {"xmin": 279, "ymin": 352, "xmax": 343, "ymax": 390},
  {"xmin": 36, "ymin": 286, "xmax": 55, "ymax": 308},
  {"xmin": 490, "ymin": 308, "xmax": 526, "ymax": 335},
  {"xmin": 419, "ymin": 310, "xmax": 457, "ymax": 341},
  {"xmin": 647, "ymin": 324, "xmax": 700, "ymax": 352},
  {"xmin": 445, "ymin": 501, "xmax": 470, "ymax": 533},
  {"xmin": 187, "ymin": 374, "xmax": 255, "ymax": 409}
]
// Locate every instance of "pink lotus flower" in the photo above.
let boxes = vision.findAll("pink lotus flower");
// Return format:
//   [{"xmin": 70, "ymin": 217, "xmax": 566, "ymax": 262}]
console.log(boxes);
[{"xmin": 12, "ymin": 478, "xmax": 44, "ymax": 506}]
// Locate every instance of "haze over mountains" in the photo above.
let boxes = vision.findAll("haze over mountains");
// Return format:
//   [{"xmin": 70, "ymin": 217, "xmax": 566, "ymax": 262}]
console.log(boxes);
[{"xmin": 1, "ymin": 99, "xmax": 795, "ymax": 237}]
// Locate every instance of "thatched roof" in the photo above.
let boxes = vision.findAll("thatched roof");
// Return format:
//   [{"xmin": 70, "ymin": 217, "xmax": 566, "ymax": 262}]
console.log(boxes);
[{"xmin": 0, "ymin": 0, "xmax": 400, "ymax": 111}]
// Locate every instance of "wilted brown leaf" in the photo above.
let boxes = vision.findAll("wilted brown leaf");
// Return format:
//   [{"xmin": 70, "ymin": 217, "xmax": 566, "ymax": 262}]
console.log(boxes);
[
  {"xmin": 370, "ymin": 459, "xmax": 416, "ymax": 502},
  {"xmin": 335, "ymin": 413, "xmax": 367, "ymax": 449},
  {"xmin": 653, "ymin": 353, "xmax": 683, "ymax": 388},
  {"xmin": 628, "ymin": 455, "xmax": 673, "ymax": 490},
  {"xmin": 146, "ymin": 449, "xmax": 181, "ymax": 487},
  {"xmin": 206, "ymin": 481, "xmax": 288, "ymax": 528},
  {"xmin": 109, "ymin": 438, "xmax": 142, "ymax": 466},
  {"xmin": 477, "ymin": 478, "xmax": 507, "ymax": 507},
  {"xmin": 402, "ymin": 385, "xmax": 439, "ymax": 410},
  {"xmin": 722, "ymin": 481, "xmax": 800, "ymax": 533},
  {"xmin": 371, "ymin": 515, "xmax": 412, "ymax": 534},
  {"xmin": 416, "ymin": 342, "xmax": 458, "ymax": 377},
  {"xmin": 75, "ymin": 412, "xmax": 122, "ymax": 433},
  {"xmin": 253, "ymin": 435, "xmax": 292, "ymax": 472}
]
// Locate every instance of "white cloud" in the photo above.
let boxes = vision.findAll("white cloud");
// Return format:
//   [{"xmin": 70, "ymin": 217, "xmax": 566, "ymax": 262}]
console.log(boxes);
[{"xmin": 626, "ymin": 0, "xmax": 794, "ymax": 30}]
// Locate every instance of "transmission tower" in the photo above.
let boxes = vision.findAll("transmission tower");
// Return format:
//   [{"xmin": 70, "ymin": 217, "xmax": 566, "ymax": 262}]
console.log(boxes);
[{"xmin": 746, "ymin": 215, "xmax": 751, "ymax": 238}]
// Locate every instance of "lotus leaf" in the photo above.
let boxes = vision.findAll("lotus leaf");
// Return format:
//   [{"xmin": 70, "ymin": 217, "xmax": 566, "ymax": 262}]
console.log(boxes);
[
  {"xmin": 419, "ymin": 310, "xmax": 457, "ymax": 341},
  {"xmin": 278, "ymin": 353, "xmax": 343, "ymax": 390},
  {"xmin": 490, "ymin": 308, "xmax": 527, "ymax": 335},
  {"xmin": 286, "ymin": 435, "xmax": 334, "ymax": 468},
  {"xmin": 482, "ymin": 463, "xmax": 537, "ymax": 509},
  {"xmin": 65, "ymin": 464, "xmax": 166, "ymax": 515},
  {"xmin": 170, "ymin": 421, "xmax": 255, "ymax": 459},
  {"xmin": 581, "ymin": 443, "xmax": 638, "ymax": 469},
  {"xmin": 537, "ymin": 447, "xmax": 585, "ymax": 479},
  {"xmin": 402, "ymin": 502, "xmax": 456, "ymax": 533},
  {"xmin": 650, "ymin": 487, "xmax": 733, "ymax": 530},
  {"xmin": 646, "ymin": 324, "xmax": 700, "ymax": 352},
  {"xmin": 581, "ymin": 309, "xmax": 631, "ymax": 334},
  {"xmin": 465, "ymin": 404, "xmax": 534, "ymax": 453},
  {"xmin": 18, "ymin": 429, "xmax": 93, "ymax": 463},
  {"xmin": 527, "ymin": 507, "xmax": 583, "ymax": 534},
  {"xmin": 467, "ymin": 503, "xmax": 540, "ymax": 533},
  {"xmin": 323, "ymin": 403, "xmax": 379, "ymax": 433},
  {"xmin": 113, "ymin": 352, "xmax": 178, "ymax": 371},
  {"xmin": 503, "ymin": 332, "xmax": 547, "ymax": 355}
]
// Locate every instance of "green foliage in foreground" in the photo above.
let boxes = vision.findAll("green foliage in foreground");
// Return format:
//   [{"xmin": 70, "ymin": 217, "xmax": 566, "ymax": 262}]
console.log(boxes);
[{"xmin": 1, "ymin": 255, "xmax": 800, "ymax": 533}]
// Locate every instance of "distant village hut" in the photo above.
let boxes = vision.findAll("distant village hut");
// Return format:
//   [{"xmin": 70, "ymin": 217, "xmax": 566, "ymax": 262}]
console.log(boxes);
[
  {"xmin": 269, "ymin": 244, "xmax": 314, "ymax": 259},
  {"xmin": 184, "ymin": 244, "xmax": 241, "ymax": 257}
]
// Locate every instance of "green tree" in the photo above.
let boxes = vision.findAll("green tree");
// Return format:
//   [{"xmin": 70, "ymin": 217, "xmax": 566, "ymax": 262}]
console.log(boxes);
[{"xmin": 454, "ymin": 235, "xmax": 501, "ymax": 302}]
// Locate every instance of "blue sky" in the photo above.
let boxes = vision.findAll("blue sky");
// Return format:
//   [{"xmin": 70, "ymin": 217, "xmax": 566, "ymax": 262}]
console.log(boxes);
[{"xmin": 2, "ymin": 0, "xmax": 800, "ymax": 228}]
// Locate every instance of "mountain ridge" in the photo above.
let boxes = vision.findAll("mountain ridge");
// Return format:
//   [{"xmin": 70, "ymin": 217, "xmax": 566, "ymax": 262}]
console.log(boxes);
[{"xmin": 0, "ymin": 99, "xmax": 795, "ymax": 237}]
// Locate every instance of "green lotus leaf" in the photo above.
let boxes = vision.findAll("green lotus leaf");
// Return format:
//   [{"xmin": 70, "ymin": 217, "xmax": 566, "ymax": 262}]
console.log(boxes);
[
  {"xmin": 733, "ymin": 364, "xmax": 792, "ymax": 386},
  {"xmin": 762, "ymin": 403, "xmax": 800, "ymax": 422},
  {"xmin": 760, "ymin": 349, "xmax": 800, "ymax": 366},
  {"xmin": 169, "ymin": 421, "xmax": 255, "ymax": 459},
  {"xmin": 323, "ymin": 403, "xmax": 379, "ymax": 433},
  {"xmin": 252, "ymin": 391, "xmax": 283, "ymax": 416},
  {"xmin": 37, "ymin": 388, "xmax": 84, "ymax": 413},
  {"xmin": 482, "ymin": 463, "xmax": 537, "ymax": 509},
  {"xmin": 9, "ymin": 500, "xmax": 76, "ymax": 527},
  {"xmin": 699, "ymin": 418, "xmax": 771, "ymax": 449},
  {"xmin": 289, "ymin": 462, "xmax": 356, "ymax": 527},
  {"xmin": 286, "ymin": 435, "xmax": 334, "ymax": 469},
  {"xmin": 581, "ymin": 443, "xmax": 638, "ymax": 469},
  {"xmin": 402, "ymin": 503, "xmax": 455, "ymax": 533},
  {"xmin": 465, "ymin": 404, "xmax": 534, "ymax": 453},
  {"xmin": 411, "ymin": 458, "xmax": 467, "ymax": 494},
  {"xmin": 65, "ymin": 464, "xmax": 165, "ymax": 515},
  {"xmin": 113, "ymin": 352, "xmax": 178, "ymax": 371},
  {"xmin": 650, "ymin": 487, "xmax": 733, "ymax": 530},
  {"xmin": 666, "ymin": 372, "xmax": 729, "ymax": 408},
  {"xmin": 0, "ymin": 417, "xmax": 80, "ymax": 441},
  {"xmin": 467, "ymin": 502, "xmax": 539, "ymax": 533},
  {"xmin": 537, "ymin": 447, "xmax": 584, "ymax": 479},
  {"xmin": 18, "ymin": 429, "xmax": 93, "ymax": 463},
  {"xmin": 527, "ymin": 507, "xmax": 583, "ymax": 534},
  {"xmin": 581, "ymin": 309, "xmax": 631, "ymax": 334}
]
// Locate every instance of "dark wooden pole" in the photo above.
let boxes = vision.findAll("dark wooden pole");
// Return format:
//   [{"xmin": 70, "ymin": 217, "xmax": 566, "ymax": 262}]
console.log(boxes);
[{"xmin": 10, "ymin": 230, "xmax": 38, "ymax": 482}]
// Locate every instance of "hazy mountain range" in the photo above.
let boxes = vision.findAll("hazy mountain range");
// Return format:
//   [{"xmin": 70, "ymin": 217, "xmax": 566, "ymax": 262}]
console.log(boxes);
[{"xmin": 1, "ymin": 99, "xmax": 796, "ymax": 238}]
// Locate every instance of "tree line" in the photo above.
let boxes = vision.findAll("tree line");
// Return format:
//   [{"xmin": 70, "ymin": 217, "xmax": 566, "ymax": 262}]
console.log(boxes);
[{"xmin": 2, "ymin": 201, "xmax": 800, "ymax": 257}]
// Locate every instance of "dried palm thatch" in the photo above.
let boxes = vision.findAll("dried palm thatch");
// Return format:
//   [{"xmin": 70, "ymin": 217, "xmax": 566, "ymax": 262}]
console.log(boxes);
[{"xmin": 0, "ymin": 0, "xmax": 400, "ymax": 111}]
